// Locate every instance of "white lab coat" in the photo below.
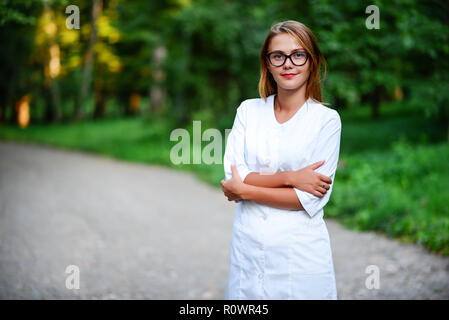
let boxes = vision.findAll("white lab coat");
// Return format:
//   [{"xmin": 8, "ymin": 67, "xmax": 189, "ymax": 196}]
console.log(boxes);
[{"xmin": 223, "ymin": 94, "xmax": 341, "ymax": 300}]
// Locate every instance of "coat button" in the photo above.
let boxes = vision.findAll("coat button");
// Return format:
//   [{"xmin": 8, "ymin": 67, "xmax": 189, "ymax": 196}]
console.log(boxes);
[{"xmin": 258, "ymin": 273, "xmax": 264, "ymax": 279}]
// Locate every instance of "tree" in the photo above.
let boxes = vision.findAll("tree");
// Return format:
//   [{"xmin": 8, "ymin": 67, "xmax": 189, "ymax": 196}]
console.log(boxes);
[{"xmin": 75, "ymin": 0, "xmax": 102, "ymax": 120}]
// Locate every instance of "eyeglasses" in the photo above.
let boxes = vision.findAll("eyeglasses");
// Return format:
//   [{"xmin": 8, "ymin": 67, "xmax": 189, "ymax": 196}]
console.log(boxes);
[{"xmin": 266, "ymin": 50, "xmax": 309, "ymax": 67}]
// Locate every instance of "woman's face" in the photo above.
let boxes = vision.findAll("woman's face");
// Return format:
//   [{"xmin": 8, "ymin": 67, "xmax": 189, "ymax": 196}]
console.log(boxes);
[{"xmin": 267, "ymin": 33, "xmax": 311, "ymax": 92}]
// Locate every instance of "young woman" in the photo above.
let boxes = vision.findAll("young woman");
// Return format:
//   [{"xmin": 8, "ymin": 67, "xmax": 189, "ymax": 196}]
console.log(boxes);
[{"xmin": 221, "ymin": 20, "xmax": 341, "ymax": 300}]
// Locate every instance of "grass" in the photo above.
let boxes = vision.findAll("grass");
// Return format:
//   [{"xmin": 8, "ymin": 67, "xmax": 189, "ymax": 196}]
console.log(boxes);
[
  {"xmin": 0, "ymin": 116, "xmax": 226, "ymax": 187},
  {"xmin": 1, "ymin": 101, "xmax": 448, "ymax": 255}
]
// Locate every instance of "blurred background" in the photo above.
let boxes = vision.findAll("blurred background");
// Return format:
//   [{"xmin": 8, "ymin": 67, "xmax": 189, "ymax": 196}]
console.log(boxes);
[{"xmin": 0, "ymin": 0, "xmax": 448, "ymax": 299}]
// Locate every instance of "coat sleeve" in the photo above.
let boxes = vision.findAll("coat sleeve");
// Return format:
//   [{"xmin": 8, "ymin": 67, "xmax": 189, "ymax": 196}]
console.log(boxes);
[
  {"xmin": 223, "ymin": 101, "xmax": 252, "ymax": 183},
  {"xmin": 294, "ymin": 111, "xmax": 342, "ymax": 218}
]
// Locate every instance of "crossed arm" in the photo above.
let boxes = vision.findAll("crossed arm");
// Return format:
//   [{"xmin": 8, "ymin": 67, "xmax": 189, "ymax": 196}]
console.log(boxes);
[
  {"xmin": 221, "ymin": 141, "xmax": 340, "ymax": 214},
  {"xmin": 241, "ymin": 171, "xmax": 304, "ymax": 211},
  {"xmin": 221, "ymin": 167, "xmax": 310, "ymax": 211}
]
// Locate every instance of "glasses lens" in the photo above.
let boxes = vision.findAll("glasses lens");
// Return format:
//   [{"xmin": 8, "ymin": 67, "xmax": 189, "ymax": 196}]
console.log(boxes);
[
  {"xmin": 269, "ymin": 53, "xmax": 285, "ymax": 66},
  {"xmin": 292, "ymin": 52, "xmax": 307, "ymax": 65}
]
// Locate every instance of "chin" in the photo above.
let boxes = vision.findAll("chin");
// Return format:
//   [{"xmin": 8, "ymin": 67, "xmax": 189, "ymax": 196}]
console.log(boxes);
[
  {"xmin": 278, "ymin": 82, "xmax": 303, "ymax": 91},
  {"xmin": 277, "ymin": 79, "xmax": 306, "ymax": 91}
]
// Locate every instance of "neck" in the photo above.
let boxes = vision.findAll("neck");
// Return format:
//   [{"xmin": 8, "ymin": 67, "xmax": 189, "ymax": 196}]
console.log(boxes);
[{"xmin": 275, "ymin": 84, "xmax": 308, "ymax": 113}]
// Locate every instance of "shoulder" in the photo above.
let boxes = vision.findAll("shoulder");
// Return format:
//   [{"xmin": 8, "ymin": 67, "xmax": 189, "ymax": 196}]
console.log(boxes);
[
  {"xmin": 309, "ymin": 99, "xmax": 341, "ymax": 129},
  {"xmin": 238, "ymin": 96, "xmax": 268, "ymax": 109},
  {"xmin": 236, "ymin": 96, "xmax": 269, "ymax": 117}
]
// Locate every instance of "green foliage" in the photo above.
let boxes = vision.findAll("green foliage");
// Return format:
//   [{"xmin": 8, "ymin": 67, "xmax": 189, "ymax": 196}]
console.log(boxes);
[
  {"xmin": 0, "ymin": 0, "xmax": 44, "ymax": 26},
  {"xmin": 340, "ymin": 101, "xmax": 447, "ymax": 154},
  {"xmin": 1, "ymin": 0, "xmax": 448, "ymax": 127},
  {"xmin": 327, "ymin": 141, "xmax": 449, "ymax": 255}
]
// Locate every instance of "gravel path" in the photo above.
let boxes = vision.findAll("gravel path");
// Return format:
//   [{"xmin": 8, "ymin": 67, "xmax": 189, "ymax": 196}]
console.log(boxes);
[{"xmin": 0, "ymin": 141, "xmax": 448, "ymax": 299}]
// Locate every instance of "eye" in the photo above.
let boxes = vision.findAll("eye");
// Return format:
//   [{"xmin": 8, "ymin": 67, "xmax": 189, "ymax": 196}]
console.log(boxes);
[
  {"xmin": 273, "ymin": 53, "xmax": 284, "ymax": 60},
  {"xmin": 294, "ymin": 52, "xmax": 305, "ymax": 58}
]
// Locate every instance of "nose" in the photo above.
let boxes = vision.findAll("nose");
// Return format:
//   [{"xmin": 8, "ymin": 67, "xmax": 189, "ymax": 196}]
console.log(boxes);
[{"xmin": 283, "ymin": 56, "xmax": 294, "ymax": 69}]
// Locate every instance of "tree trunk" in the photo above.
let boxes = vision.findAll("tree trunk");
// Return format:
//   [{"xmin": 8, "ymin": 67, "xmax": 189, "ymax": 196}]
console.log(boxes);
[
  {"xmin": 93, "ymin": 87, "xmax": 107, "ymax": 118},
  {"xmin": 93, "ymin": 79, "xmax": 107, "ymax": 118},
  {"xmin": 370, "ymin": 86, "xmax": 382, "ymax": 119},
  {"xmin": 129, "ymin": 93, "xmax": 141, "ymax": 115},
  {"xmin": 0, "ymin": 104, "xmax": 5, "ymax": 124},
  {"xmin": 49, "ymin": 79, "xmax": 61, "ymax": 122},
  {"xmin": 43, "ymin": 5, "xmax": 62, "ymax": 122},
  {"xmin": 75, "ymin": 0, "xmax": 102, "ymax": 120},
  {"xmin": 149, "ymin": 44, "xmax": 167, "ymax": 115}
]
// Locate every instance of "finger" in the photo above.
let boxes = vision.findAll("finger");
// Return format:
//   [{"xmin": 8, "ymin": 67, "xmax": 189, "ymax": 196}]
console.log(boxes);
[
  {"xmin": 312, "ymin": 190, "xmax": 325, "ymax": 198},
  {"xmin": 318, "ymin": 182, "xmax": 330, "ymax": 190},
  {"xmin": 226, "ymin": 193, "xmax": 239, "ymax": 201},
  {"xmin": 225, "ymin": 192, "xmax": 238, "ymax": 199},
  {"xmin": 320, "ymin": 174, "xmax": 332, "ymax": 184},
  {"xmin": 223, "ymin": 185, "xmax": 233, "ymax": 194},
  {"xmin": 316, "ymin": 180, "xmax": 329, "ymax": 190},
  {"xmin": 221, "ymin": 182, "xmax": 229, "ymax": 191},
  {"xmin": 316, "ymin": 186, "xmax": 327, "ymax": 194},
  {"xmin": 309, "ymin": 160, "xmax": 325, "ymax": 170}
]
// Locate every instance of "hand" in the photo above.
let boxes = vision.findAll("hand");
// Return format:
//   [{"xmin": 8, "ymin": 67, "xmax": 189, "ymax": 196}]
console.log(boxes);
[
  {"xmin": 288, "ymin": 160, "xmax": 332, "ymax": 198},
  {"xmin": 221, "ymin": 164, "xmax": 246, "ymax": 201}
]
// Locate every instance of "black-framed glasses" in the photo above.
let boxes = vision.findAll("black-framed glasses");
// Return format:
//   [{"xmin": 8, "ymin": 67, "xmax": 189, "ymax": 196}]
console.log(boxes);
[{"xmin": 266, "ymin": 50, "xmax": 309, "ymax": 67}]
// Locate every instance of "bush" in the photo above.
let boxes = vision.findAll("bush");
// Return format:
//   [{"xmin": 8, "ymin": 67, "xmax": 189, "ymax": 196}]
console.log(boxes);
[{"xmin": 327, "ymin": 141, "xmax": 449, "ymax": 255}]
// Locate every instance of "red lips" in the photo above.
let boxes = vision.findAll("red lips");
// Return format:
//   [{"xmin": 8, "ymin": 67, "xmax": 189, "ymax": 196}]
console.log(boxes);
[{"xmin": 281, "ymin": 73, "xmax": 296, "ymax": 78}]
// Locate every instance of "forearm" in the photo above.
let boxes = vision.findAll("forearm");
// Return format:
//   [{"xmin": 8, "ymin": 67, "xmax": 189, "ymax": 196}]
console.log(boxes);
[
  {"xmin": 243, "ymin": 171, "xmax": 291, "ymax": 188},
  {"xmin": 241, "ymin": 184, "xmax": 304, "ymax": 211}
]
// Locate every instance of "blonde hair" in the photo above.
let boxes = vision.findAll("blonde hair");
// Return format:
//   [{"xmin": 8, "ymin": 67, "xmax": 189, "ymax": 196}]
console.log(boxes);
[{"xmin": 258, "ymin": 20, "xmax": 327, "ymax": 103}]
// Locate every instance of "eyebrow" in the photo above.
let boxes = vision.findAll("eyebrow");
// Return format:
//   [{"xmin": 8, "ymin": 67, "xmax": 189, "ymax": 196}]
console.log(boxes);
[{"xmin": 268, "ymin": 49, "xmax": 306, "ymax": 54}]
